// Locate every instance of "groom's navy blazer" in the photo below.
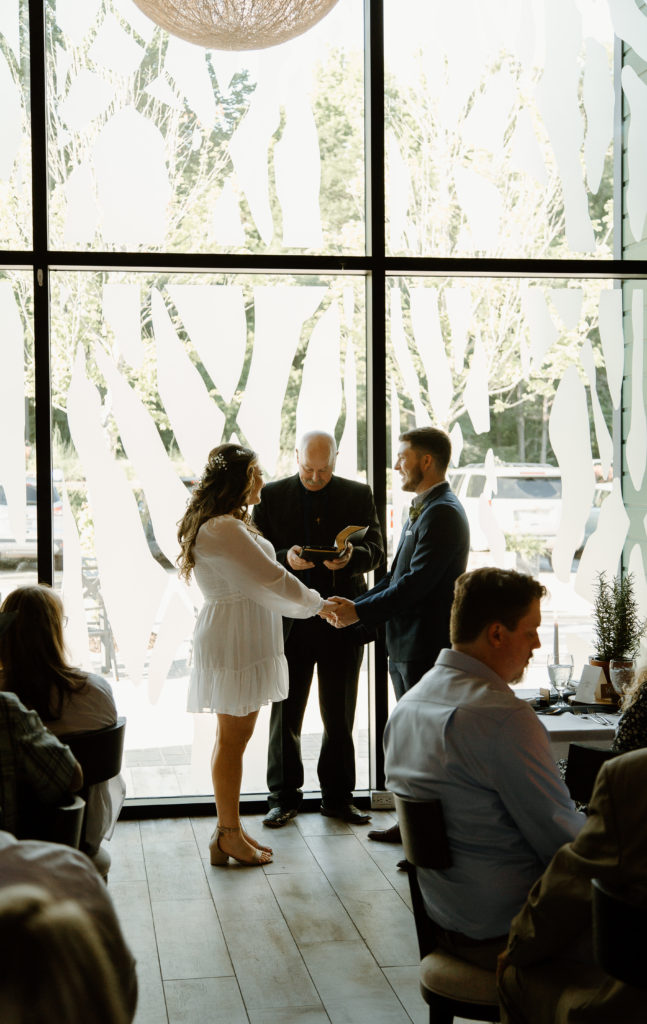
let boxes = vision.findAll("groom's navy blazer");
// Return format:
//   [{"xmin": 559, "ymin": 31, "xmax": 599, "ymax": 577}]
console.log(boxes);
[{"xmin": 354, "ymin": 482, "xmax": 469, "ymax": 665}]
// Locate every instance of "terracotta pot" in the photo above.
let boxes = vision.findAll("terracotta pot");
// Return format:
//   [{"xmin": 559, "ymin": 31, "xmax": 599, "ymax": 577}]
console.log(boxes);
[{"xmin": 588, "ymin": 657, "xmax": 618, "ymax": 705}]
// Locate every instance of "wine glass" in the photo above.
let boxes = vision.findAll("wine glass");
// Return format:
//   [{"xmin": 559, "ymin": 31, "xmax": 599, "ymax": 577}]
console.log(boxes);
[
  {"xmin": 547, "ymin": 653, "xmax": 574, "ymax": 709},
  {"xmin": 609, "ymin": 659, "xmax": 635, "ymax": 698}
]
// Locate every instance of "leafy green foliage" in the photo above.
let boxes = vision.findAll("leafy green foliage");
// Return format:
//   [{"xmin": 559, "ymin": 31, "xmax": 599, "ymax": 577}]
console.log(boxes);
[{"xmin": 592, "ymin": 572, "xmax": 645, "ymax": 661}]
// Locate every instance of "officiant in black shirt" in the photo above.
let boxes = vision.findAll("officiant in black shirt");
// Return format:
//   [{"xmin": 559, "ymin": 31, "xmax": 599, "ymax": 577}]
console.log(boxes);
[{"xmin": 252, "ymin": 431, "xmax": 384, "ymax": 827}]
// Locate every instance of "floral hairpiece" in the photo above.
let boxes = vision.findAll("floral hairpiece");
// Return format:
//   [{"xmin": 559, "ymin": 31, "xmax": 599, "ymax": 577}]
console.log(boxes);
[{"xmin": 211, "ymin": 448, "xmax": 248, "ymax": 472}]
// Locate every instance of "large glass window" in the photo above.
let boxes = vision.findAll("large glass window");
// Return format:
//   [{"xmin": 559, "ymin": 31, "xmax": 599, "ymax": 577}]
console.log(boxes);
[
  {"xmin": 0, "ymin": 1, "xmax": 32, "ymax": 248},
  {"xmin": 0, "ymin": 270, "xmax": 37, "ymax": 593},
  {"xmin": 48, "ymin": 270, "xmax": 366, "ymax": 797},
  {"xmin": 384, "ymin": 0, "xmax": 615, "ymax": 258},
  {"xmin": 46, "ymin": 0, "xmax": 364, "ymax": 254},
  {"xmin": 2, "ymin": 0, "xmax": 647, "ymax": 805},
  {"xmin": 386, "ymin": 274, "xmax": 627, "ymax": 695}
]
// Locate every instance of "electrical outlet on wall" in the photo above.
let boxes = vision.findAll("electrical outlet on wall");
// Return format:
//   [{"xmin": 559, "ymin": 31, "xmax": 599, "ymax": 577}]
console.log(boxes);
[{"xmin": 370, "ymin": 791, "xmax": 395, "ymax": 809}]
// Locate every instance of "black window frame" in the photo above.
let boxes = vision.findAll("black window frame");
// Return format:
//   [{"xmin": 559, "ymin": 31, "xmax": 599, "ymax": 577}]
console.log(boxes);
[{"xmin": 0, "ymin": 2, "xmax": 641, "ymax": 810}]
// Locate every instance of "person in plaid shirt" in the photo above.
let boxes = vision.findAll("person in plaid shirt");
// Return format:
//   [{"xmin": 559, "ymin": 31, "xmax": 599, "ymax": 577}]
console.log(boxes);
[{"xmin": 0, "ymin": 612, "xmax": 81, "ymax": 835}]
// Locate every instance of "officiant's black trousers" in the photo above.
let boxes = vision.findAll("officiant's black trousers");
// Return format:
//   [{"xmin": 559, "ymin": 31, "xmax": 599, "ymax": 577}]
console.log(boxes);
[{"xmin": 267, "ymin": 616, "xmax": 364, "ymax": 809}]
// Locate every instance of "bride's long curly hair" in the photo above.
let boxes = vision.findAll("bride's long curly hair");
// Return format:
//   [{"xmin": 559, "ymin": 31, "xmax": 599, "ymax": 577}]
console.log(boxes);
[{"xmin": 177, "ymin": 443, "xmax": 256, "ymax": 582}]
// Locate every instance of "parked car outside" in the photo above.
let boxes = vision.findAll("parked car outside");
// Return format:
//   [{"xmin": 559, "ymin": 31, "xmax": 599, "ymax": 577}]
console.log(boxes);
[
  {"xmin": 0, "ymin": 474, "xmax": 64, "ymax": 567},
  {"xmin": 449, "ymin": 462, "xmax": 563, "ymax": 554}
]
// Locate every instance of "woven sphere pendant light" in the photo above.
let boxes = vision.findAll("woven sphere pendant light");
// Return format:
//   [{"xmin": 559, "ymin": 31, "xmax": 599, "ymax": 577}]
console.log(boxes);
[{"xmin": 131, "ymin": 0, "xmax": 341, "ymax": 50}]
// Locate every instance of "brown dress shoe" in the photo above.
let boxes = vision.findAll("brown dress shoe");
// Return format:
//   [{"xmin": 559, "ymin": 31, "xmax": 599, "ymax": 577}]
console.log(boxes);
[{"xmin": 367, "ymin": 823, "xmax": 401, "ymax": 843}]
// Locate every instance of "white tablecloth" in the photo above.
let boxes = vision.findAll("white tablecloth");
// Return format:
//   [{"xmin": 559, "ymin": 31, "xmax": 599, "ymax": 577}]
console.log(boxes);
[{"xmin": 538, "ymin": 711, "xmax": 619, "ymax": 760}]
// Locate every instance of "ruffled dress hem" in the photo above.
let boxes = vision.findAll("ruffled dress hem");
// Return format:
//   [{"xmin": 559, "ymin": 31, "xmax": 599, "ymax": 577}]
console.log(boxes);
[{"xmin": 187, "ymin": 653, "xmax": 288, "ymax": 717}]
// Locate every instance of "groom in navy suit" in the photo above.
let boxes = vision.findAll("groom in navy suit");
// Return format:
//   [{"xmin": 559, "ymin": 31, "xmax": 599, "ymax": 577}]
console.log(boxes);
[{"xmin": 330, "ymin": 426, "xmax": 469, "ymax": 841}]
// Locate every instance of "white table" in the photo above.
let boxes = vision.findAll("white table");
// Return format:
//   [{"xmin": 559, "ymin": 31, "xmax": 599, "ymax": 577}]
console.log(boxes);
[{"xmin": 538, "ymin": 710, "xmax": 619, "ymax": 760}]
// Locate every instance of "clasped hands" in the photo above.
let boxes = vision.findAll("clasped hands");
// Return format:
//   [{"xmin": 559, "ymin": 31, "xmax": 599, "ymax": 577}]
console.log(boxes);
[
  {"xmin": 286, "ymin": 543, "xmax": 357, "ymax": 628},
  {"xmin": 318, "ymin": 596, "xmax": 358, "ymax": 628}
]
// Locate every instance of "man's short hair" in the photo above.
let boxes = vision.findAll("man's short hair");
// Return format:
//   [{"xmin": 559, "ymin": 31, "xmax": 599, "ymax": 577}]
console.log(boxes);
[
  {"xmin": 399, "ymin": 427, "xmax": 451, "ymax": 474},
  {"xmin": 450, "ymin": 567, "xmax": 546, "ymax": 644}
]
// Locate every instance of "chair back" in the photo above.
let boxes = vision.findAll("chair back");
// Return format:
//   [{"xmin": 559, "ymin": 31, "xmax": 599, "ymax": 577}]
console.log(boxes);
[
  {"xmin": 592, "ymin": 878, "xmax": 647, "ymax": 989},
  {"xmin": 60, "ymin": 717, "xmax": 126, "ymax": 792},
  {"xmin": 565, "ymin": 743, "xmax": 616, "ymax": 804},
  {"xmin": 17, "ymin": 794, "xmax": 86, "ymax": 849},
  {"xmin": 395, "ymin": 794, "xmax": 452, "ymax": 869},
  {"xmin": 395, "ymin": 793, "xmax": 500, "ymax": 1022}
]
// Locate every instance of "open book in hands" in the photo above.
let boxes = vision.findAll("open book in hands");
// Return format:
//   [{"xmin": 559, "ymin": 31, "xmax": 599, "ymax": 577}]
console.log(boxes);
[{"xmin": 298, "ymin": 525, "xmax": 369, "ymax": 564}]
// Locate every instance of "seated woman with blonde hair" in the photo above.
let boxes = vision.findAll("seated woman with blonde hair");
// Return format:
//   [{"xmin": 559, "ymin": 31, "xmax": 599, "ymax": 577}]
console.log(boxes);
[
  {"xmin": 612, "ymin": 665, "xmax": 647, "ymax": 753},
  {"xmin": 0, "ymin": 584, "xmax": 125, "ymax": 865},
  {"xmin": 0, "ymin": 883, "xmax": 130, "ymax": 1024}
]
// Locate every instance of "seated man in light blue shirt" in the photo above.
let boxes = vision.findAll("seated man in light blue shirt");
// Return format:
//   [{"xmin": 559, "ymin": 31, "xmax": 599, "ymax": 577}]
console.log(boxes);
[{"xmin": 384, "ymin": 567, "xmax": 584, "ymax": 970}]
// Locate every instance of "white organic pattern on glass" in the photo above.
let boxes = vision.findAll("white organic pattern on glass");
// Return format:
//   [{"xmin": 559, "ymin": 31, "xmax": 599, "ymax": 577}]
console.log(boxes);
[
  {"xmin": 609, "ymin": 0, "xmax": 647, "ymax": 61},
  {"xmin": 410, "ymin": 288, "xmax": 452, "ymax": 425},
  {"xmin": 521, "ymin": 286, "xmax": 559, "ymax": 369},
  {"xmin": 88, "ymin": 13, "xmax": 145, "ymax": 77},
  {"xmin": 0, "ymin": 279, "xmax": 26, "ymax": 540},
  {"xmin": 547, "ymin": 288, "xmax": 582, "ymax": 332},
  {"xmin": 153, "ymin": 290, "xmax": 225, "ymax": 475},
  {"xmin": 390, "ymin": 289, "xmax": 429, "ymax": 427},
  {"xmin": 67, "ymin": 348, "xmax": 170, "ymax": 684},
  {"xmin": 537, "ymin": 0, "xmax": 595, "ymax": 252},
  {"xmin": 621, "ymin": 65, "xmax": 647, "ymax": 244},
  {"xmin": 626, "ymin": 289, "xmax": 647, "ymax": 491},
  {"xmin": 59, "ymin": 70, "xmax": 115, "ymax": 132},
  {"xmin": 63, "ymin": 162, "xmax": 99, "ymax": 245},
  {"xmin": 0, "ymin": 2, "xmax": 31, "ymax": 247},
  {"xmin": 94, "ymin": 343, "xmax": 189, "ymax": 568},
  {"xmin": 103, "ymin": 283, "xmax": 145, "ymax": 370},
  {"xmin": 576, "ymin": 479, "xmax": 629, "ymax": 601},
  {"xmin": 385, "ymin": 0, "xmax": 613, "ymax": 258},
  {"xmin": 445, "ymin": 287, "xmax": 471, "ymax": 373},
  {"xmin": 275, "ymin": 90, "xmax": 323, "ymax": 248},
  {"xmin": 60, "ymin": 490, "xmax": 90, "ymax": 671},
  {"xmin": 237, "ymin": 285, "xmax": 326, "ymax": 473},
  {"xmin": 95, "ymin": 108, "xmax": 171, "ymax": 247},
  {"xmin": 580, "ymin": 339, "xmax": 613, "ymax": 480},
  {"xmin": 628, "ymin": 542, "xmax": 647, "ymax": 626},
  {"xmin": 599, "ymin": 288, "xmax": 624, "ymax": 410},
  {"xmin": 295, "ymin": 301, "xmax": 341, "ymax": 440},
  {"xmin": 337, "ymin": 340, "xmax": 358, "ymax": 479},
  {"xmin": 0, "ymin": 52, "xmax": 22, "ymax": 178},
  {"xmin": 583, "ymin": 38, "xmax": 614, "ymax": 194},
  {"xmin": 463, "ymin": 331, "xmax": 490, "ymax": 436},
  {"xmin": 48, "ymin": 0, "xmax": 363, "ymax": 255},
  {"xmin": 548, "ymin": 365, "xmax": 594, "ymax": 582},
  {"xmin": 169, "ymin": 284, "xmax": 246, "ymax": 404}
]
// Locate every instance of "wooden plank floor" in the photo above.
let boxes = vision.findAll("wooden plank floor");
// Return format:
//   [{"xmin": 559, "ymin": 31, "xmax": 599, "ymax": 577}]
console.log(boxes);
[{"xmin": 108, "ymin": 810, "xmax": 481, "ymax": 1024}]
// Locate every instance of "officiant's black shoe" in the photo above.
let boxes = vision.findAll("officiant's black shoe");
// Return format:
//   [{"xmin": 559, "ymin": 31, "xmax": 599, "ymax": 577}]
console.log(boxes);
[
  {"xmin": 263, "ymin": 807, "xmax": 298, "ymax": 828},
  {"xmin": 320, "ymin": 802, "xmax": 371, "ymax": 825},
  {"xmin": 367, "ymin": 823, "xmax": 401, "ymax": 843}
]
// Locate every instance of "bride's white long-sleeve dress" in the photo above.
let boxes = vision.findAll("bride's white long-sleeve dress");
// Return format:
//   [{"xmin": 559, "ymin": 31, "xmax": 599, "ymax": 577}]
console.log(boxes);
[{"xmin": 187, "ymin": 515, "xmax": 324, "ymax": 716}]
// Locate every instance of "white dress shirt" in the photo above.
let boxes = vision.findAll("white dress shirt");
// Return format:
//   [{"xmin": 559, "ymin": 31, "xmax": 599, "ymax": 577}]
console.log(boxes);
[{"xmin": 385, "ymin": 648, "xmax": 584, "ymax": 939}]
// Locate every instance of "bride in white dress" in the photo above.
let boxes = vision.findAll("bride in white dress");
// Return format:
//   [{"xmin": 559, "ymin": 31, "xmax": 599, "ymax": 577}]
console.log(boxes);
[{"xmin": 177, "ymin": 443, "xmax": 337, "ymax": 866}]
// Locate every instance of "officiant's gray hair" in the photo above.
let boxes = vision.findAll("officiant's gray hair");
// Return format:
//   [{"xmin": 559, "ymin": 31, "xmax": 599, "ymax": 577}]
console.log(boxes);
[{"xmin": 297, "ymin": 431, "xmax": 337, "ymax": 464}]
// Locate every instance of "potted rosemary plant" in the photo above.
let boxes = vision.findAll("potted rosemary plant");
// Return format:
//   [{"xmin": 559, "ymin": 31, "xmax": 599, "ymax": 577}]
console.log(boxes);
[{"xmin": 591, "ymin": 571, "xmax": 645, "ymax": 702}]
